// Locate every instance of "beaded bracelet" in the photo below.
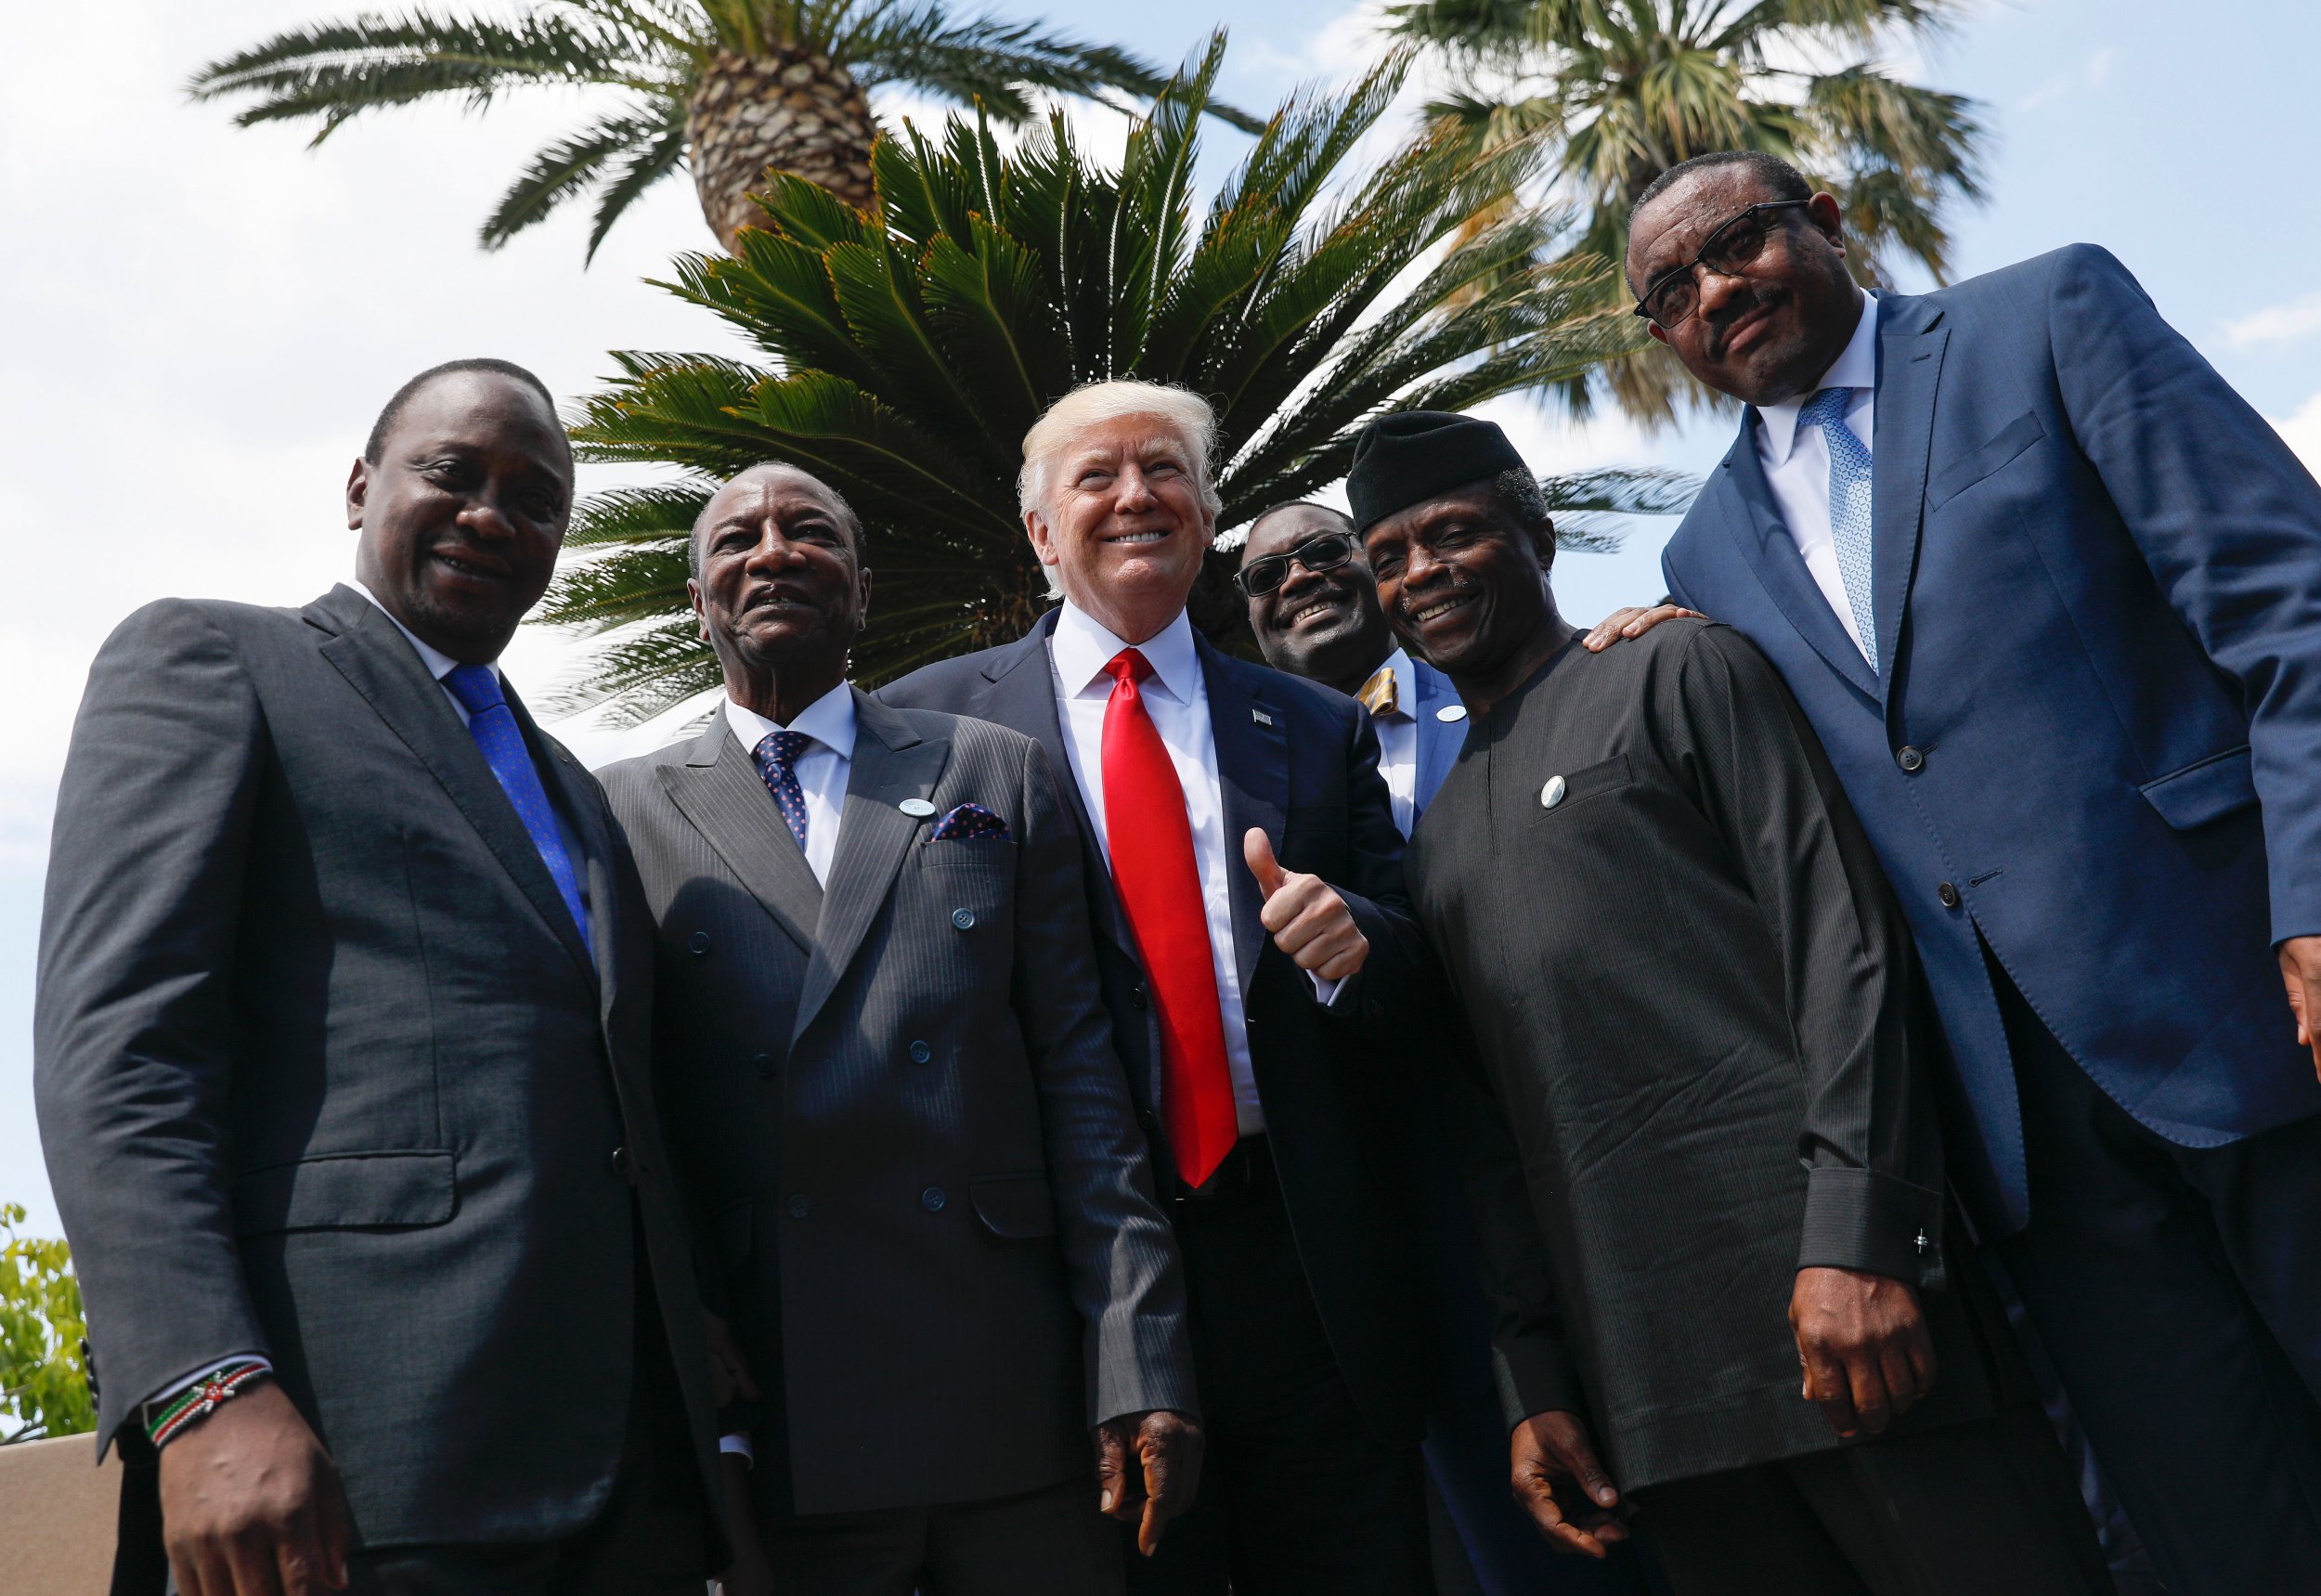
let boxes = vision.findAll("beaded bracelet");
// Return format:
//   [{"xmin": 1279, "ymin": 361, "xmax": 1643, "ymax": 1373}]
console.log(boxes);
[{"xmin": 147, "ymin": 1360, "xmax": 270, "ymax": 1448}]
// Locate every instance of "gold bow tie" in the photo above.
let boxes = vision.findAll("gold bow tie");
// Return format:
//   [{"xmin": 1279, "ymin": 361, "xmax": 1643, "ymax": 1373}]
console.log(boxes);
[{"xmin": 1357, "ymin": 665, "xmax": 1399, "ymax": 718}]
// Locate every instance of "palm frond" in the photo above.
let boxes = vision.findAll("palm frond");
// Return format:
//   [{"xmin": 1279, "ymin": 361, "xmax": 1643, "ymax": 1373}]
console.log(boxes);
[{"xmin": 480, "ymin": 108, "xmax": 669, "ymax": 250}]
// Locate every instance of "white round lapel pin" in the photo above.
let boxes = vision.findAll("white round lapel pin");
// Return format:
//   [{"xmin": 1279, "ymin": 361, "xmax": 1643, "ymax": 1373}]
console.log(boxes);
[
  {"xmin": 1540, "ymin": 774, "xmax": 1567, "ymax": 811},
  {"xmin": 1436, "ymin": 704, "xmax": 1468, "ymax": 722},
  {"xmin": 899, "ymin": 798, "xmax": 938, "ymax": 818}
]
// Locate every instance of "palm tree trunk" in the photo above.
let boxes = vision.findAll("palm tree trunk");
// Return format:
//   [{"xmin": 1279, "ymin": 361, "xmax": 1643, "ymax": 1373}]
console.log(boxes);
[{"xmin": 687, "ymin": 47, "xmax": 878, "ymax": 251}]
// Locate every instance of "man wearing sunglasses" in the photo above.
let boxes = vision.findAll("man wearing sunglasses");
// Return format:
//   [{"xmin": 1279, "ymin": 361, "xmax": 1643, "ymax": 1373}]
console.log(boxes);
[
  {"xmin": 1237, "ymin": 503, "xmax": 1686, "ymax": 1596},
  {"xmin": 1635, "ymin": 148, "xmax": 2321, "ymax": 1596}
]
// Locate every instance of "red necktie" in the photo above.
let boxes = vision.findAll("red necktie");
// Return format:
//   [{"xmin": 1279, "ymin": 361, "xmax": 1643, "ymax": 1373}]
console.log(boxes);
[{"xmin": 1101, "ymin": 648, "xmax": 1237, "ymax": 1187}]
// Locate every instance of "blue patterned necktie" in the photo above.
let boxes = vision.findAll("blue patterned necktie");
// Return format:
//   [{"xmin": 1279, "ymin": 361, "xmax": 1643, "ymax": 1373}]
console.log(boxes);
[
  {"xmin": 752, "ymin": 731, "xmax": 814, "ymax": 854},
  {"xmin": 441, "ymin": 664, "xmax": 591, "ymax": 954},
  {"xmin": 1798, "ymin": 385, "xmax": 1879, "ymax": 669}
]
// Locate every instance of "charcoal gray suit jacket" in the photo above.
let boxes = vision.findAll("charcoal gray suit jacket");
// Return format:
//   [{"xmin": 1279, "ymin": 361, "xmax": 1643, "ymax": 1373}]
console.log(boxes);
[
  {"xmin": 599, "ymin": 691, "xmax": 1194, "ymax": 1517},
  {"xmin": 32, "ymin": 584, "xmax": 721, "ymax": 1554}
]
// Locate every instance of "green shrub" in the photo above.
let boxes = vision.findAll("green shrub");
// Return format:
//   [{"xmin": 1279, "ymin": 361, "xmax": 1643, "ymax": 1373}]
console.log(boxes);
[{"xmin": 1, "ymin": 1203, "xmax": 94, "ymax": 1443}]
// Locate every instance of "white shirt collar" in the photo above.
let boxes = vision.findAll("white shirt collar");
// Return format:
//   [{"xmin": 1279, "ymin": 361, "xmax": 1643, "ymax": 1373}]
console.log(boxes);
[
  {"xmin": 1757, "ymin": 291, "xmax": 1879, "ymax": 467},
  {"xmin": 723, "ymin": 680, "xmax": 859, "ymax": 761},
  {"xmin": 350, "ymin": 579, "xmax": 496, "ymax": 684},
  {"xmin": 1051, "ymin": 600, "xmax": 1200, "ymax": 705}
]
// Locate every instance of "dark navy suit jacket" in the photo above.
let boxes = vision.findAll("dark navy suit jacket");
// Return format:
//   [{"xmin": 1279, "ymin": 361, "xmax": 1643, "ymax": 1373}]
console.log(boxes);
[
  {"xmin": 1662, "ymin": 245, "xmax": 2321, "ymax": 1230},
  {"xmin": 1410, "ymin": 654, "xmax": 1467, "ymax": 815}
]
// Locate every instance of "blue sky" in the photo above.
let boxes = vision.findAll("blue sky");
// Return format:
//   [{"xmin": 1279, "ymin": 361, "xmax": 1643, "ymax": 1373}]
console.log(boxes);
[{"xmin": 4, "ymin": 0, "xmax": 2318, "ymax": 1232}]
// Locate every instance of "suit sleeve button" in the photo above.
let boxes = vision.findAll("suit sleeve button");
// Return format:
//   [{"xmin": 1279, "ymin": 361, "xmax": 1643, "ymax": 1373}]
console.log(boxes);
[
  {"xmin": 1897, "ymin": 746, "xmax": 1926, "ymax": 772},
  {"xmin": 920, "ymin": 1186, "xmax": 947, "ymax": 1213},
  {"xmin": 908, "ymin": 1040, "xmax": 932, "ymax": 1064},
  {"xmin": 754, "ymin": 1053, "xmax": 776, "ymax": 1078},
  {"xmin": 689, "ymin": 931, "xmax": 711, "ymax": 955},
  {"xmin": 610, "ymin": 1147, "xmax": 633, "ymax": 1180},
  {"xmin": 952, "ymin": 908, "xmax": 976, "ymax": 929},
  {"xmin": 786, "ymin": 1194, "xmax": 810, "ymax": 1219},
  {"xmin": 1938, "ymin": 880, "xmax": 1961, "ymax": 909}
]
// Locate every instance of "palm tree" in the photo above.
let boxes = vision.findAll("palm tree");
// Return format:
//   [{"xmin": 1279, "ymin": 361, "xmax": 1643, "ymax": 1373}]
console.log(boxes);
[
  {"xmin": 541, "ymin": 34, "xmax": 1688, "ymax": 722},
  {"xmin": 189, "ymin": 1, "xmax": 1263, "ymax": 262},
  {"xmin": 1384, "ymin": 0, "xmax": 1987, "ymax": 420}
]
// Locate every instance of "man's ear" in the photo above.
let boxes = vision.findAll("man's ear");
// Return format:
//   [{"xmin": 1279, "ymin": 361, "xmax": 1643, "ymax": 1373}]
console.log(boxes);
[
  {"xmin": 856, "ymin": 565, "xmax": 875, "ymax": 632},
  {"xmin": 1024, "ymin": 507, "xmax": 1058, "ymax": 567},
  {"xmin": 1647, "ymin": 320, "xmax": 1670, "ymax": 347},
  {"xmin": 345, "ymin": 458, "xmax": 370, "ymax": 530},
  {"xmin": 1530, "ymin": 516, "xmax": 1558, "ymax": 572},
  {"xmin": 1807, "ymin": 191, "xmax": 1848, "ymax": 254},
  {"xmin": 686, "ymin": 576, "xmax": 709, "ymax": 642}
]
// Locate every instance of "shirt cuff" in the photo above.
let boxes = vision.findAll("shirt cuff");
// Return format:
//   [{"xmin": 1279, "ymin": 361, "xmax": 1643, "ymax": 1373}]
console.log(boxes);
[
  {"xmin": 720, "ymin": 1432, "xmax": 755, "ymax": 1468},
  {"xmin": 143, "ymin": 1354, "xmax": 273, "ymax": 1427},
  {"xmin": 1796, "ymin": 1166, "xmax": 1948, "ymax": 1288}
]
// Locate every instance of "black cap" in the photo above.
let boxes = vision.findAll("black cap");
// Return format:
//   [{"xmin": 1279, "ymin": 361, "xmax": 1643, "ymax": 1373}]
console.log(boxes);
[{"xmin": 1346, "ymin": 410, "xmax": 1527, "ymax": 531}]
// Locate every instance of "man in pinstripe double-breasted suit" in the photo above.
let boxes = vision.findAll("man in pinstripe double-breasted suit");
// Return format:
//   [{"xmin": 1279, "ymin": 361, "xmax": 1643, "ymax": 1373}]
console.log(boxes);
[{"xmin": 599, "ymin": 462, "xmax": 1201, "ymax": 1596}]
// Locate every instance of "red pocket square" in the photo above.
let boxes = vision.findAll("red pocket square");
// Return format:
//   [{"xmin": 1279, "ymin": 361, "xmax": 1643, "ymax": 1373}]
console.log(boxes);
[{"xmin": 930, "ymin": 802, "xmax": 1011, "ymax": 841}]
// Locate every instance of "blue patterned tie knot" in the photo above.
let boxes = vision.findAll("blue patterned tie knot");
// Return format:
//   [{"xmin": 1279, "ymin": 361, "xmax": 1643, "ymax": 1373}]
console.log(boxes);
[
  {"xmin": 441, "ymin": 663, "xmax": 591, "ymax": 955},
  {"xmin": 1798, "ymin": 385, "xmax": 1879, "ymax": 671},
  {"xmin": 752, "ymin": 730, "xmax": 814, "ymax": 854}
]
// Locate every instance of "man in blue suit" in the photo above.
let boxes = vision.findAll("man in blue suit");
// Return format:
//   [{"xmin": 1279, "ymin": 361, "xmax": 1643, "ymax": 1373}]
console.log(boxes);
[
  {"xmin": 1237, "ymin": 501, "xmax": 1680, "ymax": 1596},
  {"xmin": 1634, "ymin": 148, "xmax": 2321, "ymax": 1594}
]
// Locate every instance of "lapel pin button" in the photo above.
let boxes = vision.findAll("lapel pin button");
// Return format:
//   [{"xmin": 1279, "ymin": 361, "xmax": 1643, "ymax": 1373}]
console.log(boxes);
[
  {"xmin": 1436, "ymin": 704, "xmax": 1468, "ymax": 722},
  {"xmin": 1540, "ymin": 775, "xmax": 1567, "ymax": 811},
  {"xmin": 899, "ymin": 798, "xmax": 937, "ymax": 818}
]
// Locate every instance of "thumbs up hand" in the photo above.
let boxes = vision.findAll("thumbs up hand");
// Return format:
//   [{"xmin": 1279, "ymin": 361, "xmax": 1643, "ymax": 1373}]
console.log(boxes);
[{"xmin": 1244, "ymin": 829, "xmax": 1370, "ymax": 982}]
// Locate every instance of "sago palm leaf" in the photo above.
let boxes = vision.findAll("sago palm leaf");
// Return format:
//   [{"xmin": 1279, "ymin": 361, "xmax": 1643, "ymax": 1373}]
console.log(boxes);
[{"xmin": 540, "ymin": 32, "xmax": 1669, "ymax": 723}]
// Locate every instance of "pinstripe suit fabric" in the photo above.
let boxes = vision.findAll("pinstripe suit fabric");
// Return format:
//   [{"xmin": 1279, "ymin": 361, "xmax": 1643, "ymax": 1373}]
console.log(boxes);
[{"xmin": 599, "ymin": 691, "xmax": 1194, "ymax": 1522}]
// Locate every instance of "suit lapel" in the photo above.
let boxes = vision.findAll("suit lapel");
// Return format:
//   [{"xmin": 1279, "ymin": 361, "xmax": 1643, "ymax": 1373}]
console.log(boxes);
[
  {"xmin": 1872, "ymin": 294, "xmax": 1950, "ymax": 691},
  {"xmin": 792, "ymin": 690, "xmax": 951, "ymax": 1043},
  {"xmin": 1410, "ymin": 660, "xmax": 1465, "ymax": 821},
  {"xmin": 311, "ymin": 586, "xmax": 597, "ymax": 984},
  {"xmin": 980, "ymin": 613, "xmax": 1137, "ymax": 960},
  {"xmin": 1714, "ymin": 438, "xmax": 1882, "ymax": 702},
  {"xmin": 1200, "ymin": 641, "xmax": 1287, "ymax": 1003},
  {"xmin": 663, "ymin": 715, "xmax": 823, "ymax": 955}
]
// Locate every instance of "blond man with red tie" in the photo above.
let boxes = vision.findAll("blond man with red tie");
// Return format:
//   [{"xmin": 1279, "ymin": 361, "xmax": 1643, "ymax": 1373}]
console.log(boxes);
[{"xmin": 883, "ymin": 380, "xmax": 1439, "ymax": 1593}]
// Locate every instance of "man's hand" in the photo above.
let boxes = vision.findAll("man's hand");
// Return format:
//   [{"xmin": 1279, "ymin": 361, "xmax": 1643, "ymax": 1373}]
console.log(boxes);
[
  {"xmin": 1581, "ymin": 603, "xmax": 1703, "ymax": 652},
  {"xmin": 1789, "ymin": 1265, "xmax": 1937, "ymax": 1439},
  {"xmin": 704, "ymin": 1311, "xmax": 760, "ymax": 1409},
  {"xmin": 1510, "ymin": 1410, "xmax": 1626, "ymax": 1557},
  {"xmin": 1244, "ymin": 830, "xmax": 1368, "ymax": 982},
  {"xmin": 159, "ymin": 1381, "xmax": 351, "ymax": 1596},
  {"xmin": 1095, "ymin": 1409, "xmax": 1204, "ymax": 1556},
  {"xmin": 2279, "ymin": 936, "xmax": 2321, "ymax": 1083},
  {"xmin": 714, "ymin": 1453, "xmax": 775, "ymax": 1596}
]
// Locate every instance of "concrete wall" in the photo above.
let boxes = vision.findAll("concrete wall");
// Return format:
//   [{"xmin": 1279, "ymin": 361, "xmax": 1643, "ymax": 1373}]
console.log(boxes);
[{"xmin": 0, "ymin": 1434, "xmax": 118, "ymax": 1594}]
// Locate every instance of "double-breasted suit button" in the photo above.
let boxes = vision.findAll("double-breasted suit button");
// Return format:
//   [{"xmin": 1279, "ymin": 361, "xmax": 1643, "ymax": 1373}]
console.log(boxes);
[
  {"xmin": 1131, "ymin": 984, "xmax": 1149, "ymax": 1009},
  {"xmin": 920, "ymin": 1186, "xmax": 947, "ymax": 1213},
  {"xmin": 952, "ymin": 907, "xmax": 976, "ymax": 929},
  {"xmin": 689, "ymin": 930, "xmax": 711, "ymax": 955},
  {"xmin": 1897, "ymin": 746, "xmax": 1926, "ymax": 772},
  {"xmin": 753, "ymin": 1052, "xmax": 775, "ymax": 1078},
  {"xmin": 610, "ymin": 1146, "xmax": 634, "ymax": 1181},
  {"xmin": 1938, "ymin": 881, "xmax": 1962, "ymax": 909},
  {"xmin": 1137, "ymin": 1109, "xmax": 1160, "ymax": 1135},
  {"xmin": 908, "ymin": 1040, "xmax": 932, "ymax": 1064},
  {"xmin": 786, "ymin": 1193, "xmax": 810, "ymax": 1219}
]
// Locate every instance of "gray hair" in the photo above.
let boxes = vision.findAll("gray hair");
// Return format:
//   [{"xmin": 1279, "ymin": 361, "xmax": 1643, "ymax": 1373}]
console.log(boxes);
[{"xmin": 1491, "ymin": 466, "xmax": 1552, "ymax": 528}]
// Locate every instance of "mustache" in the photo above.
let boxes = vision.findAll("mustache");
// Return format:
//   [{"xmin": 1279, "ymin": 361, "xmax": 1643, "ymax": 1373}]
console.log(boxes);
[{"xmin": 1704, "ymin": 286, "xmax": 1776, "ymax": 358}]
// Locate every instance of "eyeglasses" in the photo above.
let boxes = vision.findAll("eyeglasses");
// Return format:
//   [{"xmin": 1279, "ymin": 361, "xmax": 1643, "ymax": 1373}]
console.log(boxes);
[
  {"xmin": 1632, "ymin": 199, "xmax": 1810, "ymax": 330},
  {"xmin": 1234, "ymin": 531, "xmax": 1357, "ymax": 597}
]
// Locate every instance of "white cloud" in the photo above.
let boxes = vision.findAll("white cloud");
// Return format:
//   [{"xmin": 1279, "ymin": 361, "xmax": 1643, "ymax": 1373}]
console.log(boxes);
[
  {"xmin": 2020, "ymin": 45, "xmax": 2117, "ymax": 111},
  {"xmin": 2224, "ymin": 290, "xmax": 2321, "ymax": 352},
  {"xmin": 2271, "ymin": 391, "xmax": 2321, "ymax": 482}
]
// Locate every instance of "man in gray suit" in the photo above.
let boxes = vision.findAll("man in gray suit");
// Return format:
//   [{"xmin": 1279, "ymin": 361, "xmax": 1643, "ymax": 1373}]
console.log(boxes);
[
  {"xmin": 599, "ymin": 462, "xmax": 1201, "ymax": 1596},
  {"xmin": 34, "ymin": 359, "xmax": 723, "ymax": 1596}
]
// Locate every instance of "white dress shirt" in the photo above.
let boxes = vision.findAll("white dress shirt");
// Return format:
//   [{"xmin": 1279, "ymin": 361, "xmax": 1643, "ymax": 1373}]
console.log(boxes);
[
  {"xmin": 1365, "ymin": 647, "xmax": 1420, "ymax": 838},
  {"xmin": 1048, "ymin": 602, "xmax": 1341, "ymax": 1137},
  {"xmin": 723, "ymin": 683, "xmax": 858, "ymax": 887},
  {"xmin": 1753, "ymin": 291, "xmax": 1880, "ymax": 662}
]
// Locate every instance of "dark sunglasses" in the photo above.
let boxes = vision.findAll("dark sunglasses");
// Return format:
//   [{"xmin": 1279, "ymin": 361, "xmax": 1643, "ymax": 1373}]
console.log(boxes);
[
  {"xmin": 1632, "ymin": 199, "xmax": 1810, "ymax": 330},
  {"xmin": 1234, "ymin": 531, "xmax": 1357, "ymax": 597}
]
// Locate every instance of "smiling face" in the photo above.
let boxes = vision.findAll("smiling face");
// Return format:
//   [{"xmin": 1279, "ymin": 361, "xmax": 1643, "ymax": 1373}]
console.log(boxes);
[
  {"xmin": 1363, "ymin": 479, "xmax": 1555, "ymax": 688},
  {"xmin": 1026, "ymin": 412, "xmax": 1215, "ymax": 644},
  {"xmin": 1241, "ymin": 504, "xmax": 1391, "ymax": 694},
  {"xmin": 689, "ymin": 465, "xmax": 869, "ymax": 707},
  {"xmin": 1626, "ymin": 165, "xmax": 1862, "ymax": 408},
  {"xmin": 347, "ymin": 370, "xmax": 572, "ymax": 663}
]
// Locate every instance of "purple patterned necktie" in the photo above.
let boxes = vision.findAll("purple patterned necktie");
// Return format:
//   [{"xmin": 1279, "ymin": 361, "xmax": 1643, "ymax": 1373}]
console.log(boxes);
[
  {"xmin": 752, "ymin": 730, "xmax": 814, "ymax": 854},
  {"xmin": 441, "ymin": 664, "xmax": 591, "ymax": 954}
]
